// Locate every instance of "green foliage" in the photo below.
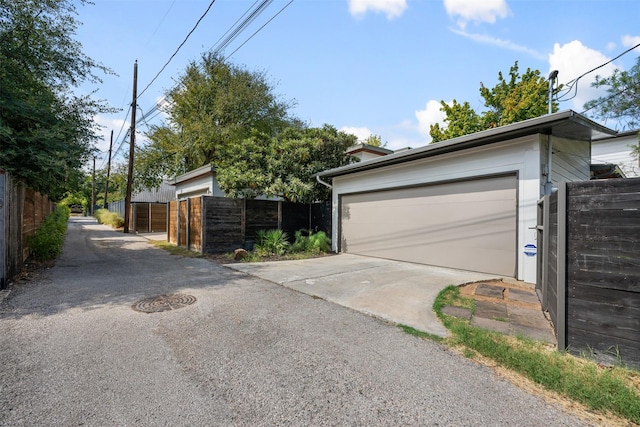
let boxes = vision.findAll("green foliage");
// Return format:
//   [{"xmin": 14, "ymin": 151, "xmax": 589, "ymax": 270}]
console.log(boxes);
[
  {"xmin": 289, "ymin": 230, "xmax": 331, "ymax": 254},
  {"xmin": 433, "ymin": 286, "xmax": 640, "ymax": 424},
  {"xmin": 216, "ymin": 125, "xmax": 357, "ymax": 202},
  {"xmin": 254, "ymin": 229, "xmax": 290, "ymax": 256},
  {"xmin": 27, "ymin": 205, "xmax": 70, "ymax": 260},
  {"xmin": 584, "ymin": 56, "xmax": 640, "ymax": 131},
  {"xmin": 94, "ymin": 208, "xmax": 124, "ymax": 228},
  {"xmin": 363, "ymin": 134, "xmax": 386, "ymax": 147},
  {"xmin": 430, "ymin": 62, "xmax": 558, "ymax": 143},
  {"xmin": 0, "ymin": 0, "xmax": 115, "ymax": 199},
  {"xmin": 137, "ymin": 53, "xmax": 295, "ymax": 189}
]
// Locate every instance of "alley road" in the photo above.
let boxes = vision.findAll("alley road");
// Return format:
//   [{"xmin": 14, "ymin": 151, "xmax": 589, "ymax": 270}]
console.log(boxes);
[{"xmin": 0, "ymin": 217, "xmax": 586, "ymax": 426}]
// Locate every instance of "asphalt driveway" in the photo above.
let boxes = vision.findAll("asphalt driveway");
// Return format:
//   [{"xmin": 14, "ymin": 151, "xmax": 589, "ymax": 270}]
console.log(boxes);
[{"xmin": 0, "ymin": 217, "xmax": 587, "ymax": 425}]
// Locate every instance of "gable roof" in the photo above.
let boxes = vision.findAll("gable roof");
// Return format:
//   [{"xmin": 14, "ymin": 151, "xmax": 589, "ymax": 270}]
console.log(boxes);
[{"xmin": 318, "ymin": 110, "xmax": 615, "ymax": 179}]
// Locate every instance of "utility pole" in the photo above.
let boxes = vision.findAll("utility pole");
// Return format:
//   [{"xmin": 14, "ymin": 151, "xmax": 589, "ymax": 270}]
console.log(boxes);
[
  {"xmin": 91, "ymin": 156, "xmax": 96, "ymax": 216},
  {"xmin": 103, "ymin": 130, "xmax": 113, "ymax": 209},
  {"xmin": 124, "ymin": 61, "xmax": 137, "ymax": 234}
]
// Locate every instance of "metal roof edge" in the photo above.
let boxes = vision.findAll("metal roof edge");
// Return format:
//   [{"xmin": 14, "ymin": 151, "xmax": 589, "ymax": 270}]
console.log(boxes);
[
  {"xmin": 317, "ymin": 110, "xmax": 616, "ymax": 178},
  {"xmin": 170, "ymin": 163, "xmax": 216, "ymax": 185}
]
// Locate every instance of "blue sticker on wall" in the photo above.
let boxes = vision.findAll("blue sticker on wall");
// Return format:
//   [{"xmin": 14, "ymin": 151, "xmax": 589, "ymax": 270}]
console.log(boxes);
[{"xmin": 524, "ymin": 244, "xmax": 537, "ymax": 257}]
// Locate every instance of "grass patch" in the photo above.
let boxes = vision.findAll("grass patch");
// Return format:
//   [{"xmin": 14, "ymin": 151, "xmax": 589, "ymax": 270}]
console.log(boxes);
[
  {"xmin": 150, "ymin": 241, "xmax": 204, "ymax": 258},
  {"xmin": 431, "ymin": 286, "xmax": 640, "ymax": 424},
  {"xmin": 398, "ymin": 324, "xmax": 443, "ymax": 342}
]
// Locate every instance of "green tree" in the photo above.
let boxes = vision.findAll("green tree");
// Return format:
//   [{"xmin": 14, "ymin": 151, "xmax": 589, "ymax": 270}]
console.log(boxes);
[
  {"xmin": 137, "ymin": 53, "xmax": 295, "ymax": 188},
  {"xmin": 363, "ymin": 134, "xmax": 385, "ymax": 147},
  {"xmin": 430, "ymin": 62, "xmax": 557, "ymax": 143},
  {"xmin": 0, "ymin": 0, "xmax": 113, "ymax": 199},
  {"xmin": 583, "ymin": 57, "xmax": 640, "ymax": 159},
  {"xmin": 216, "ymin": 125, "xmax": 357, "ymax": 203}
]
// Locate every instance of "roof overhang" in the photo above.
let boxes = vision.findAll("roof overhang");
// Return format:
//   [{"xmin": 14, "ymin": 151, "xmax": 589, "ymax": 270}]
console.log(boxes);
[
  {"xmin": 170, "ymin": 163, "xmax": 216, "ymax": 186},
  {"xmin": 318, "ymin": 110, "xmax": 616, "ymax": 179}
]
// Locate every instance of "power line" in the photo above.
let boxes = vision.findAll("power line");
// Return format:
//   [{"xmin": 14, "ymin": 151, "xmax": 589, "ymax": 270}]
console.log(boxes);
[{"xmin": 137, "ymin": 0, "xmax": 217, "ymax": 99}]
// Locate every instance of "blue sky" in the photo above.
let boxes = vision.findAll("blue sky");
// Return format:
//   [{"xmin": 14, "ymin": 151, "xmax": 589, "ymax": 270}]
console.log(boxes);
[{"xmin": 73, "ymin": 0, "xmax": 640, "ymax": 167}]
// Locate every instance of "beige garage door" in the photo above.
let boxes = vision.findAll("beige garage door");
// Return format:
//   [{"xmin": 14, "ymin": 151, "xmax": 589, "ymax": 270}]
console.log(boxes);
[{"xmin": 340, "ymin": 175, "xmax": 517, "ymax": 276}]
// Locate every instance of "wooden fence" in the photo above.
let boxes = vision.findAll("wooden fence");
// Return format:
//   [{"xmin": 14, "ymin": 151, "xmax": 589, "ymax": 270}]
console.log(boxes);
[
  {"xmin": 537, "ymin": 177, "xmax": 640, "ymax": 368},
  {"xmin": 108, "ymin": 201, "xmax": 167, "ymax": 233},
  {"xmin": 1, "ymin": 170, "xmax": 55, "ymax": 289},
  {"xmin": 168, "ymin": 196, "xmax": 331, "ymax": 253}
]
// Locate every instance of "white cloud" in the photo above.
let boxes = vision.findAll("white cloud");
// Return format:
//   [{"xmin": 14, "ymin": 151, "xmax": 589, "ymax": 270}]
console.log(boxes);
[
  {"xmin": 93, "ymin": 115, "xmax": 128, "ymax": 154},
  {"xmin": 341, "ymin": 126, "xmax": 373, "ymax": 141},
  {"xmin": 548, "ymin": 40, "xmax": 618, "ymax": 112},
  {"xmin": 450, "ymin": 28, "xmax": 546, "ymax": 60},
  {"xmin": 444, "ymin": 0, "xmax": 510, "ymax": 29},
  {"xmin": 415, "ymin": 100, "xmax": 447, "ymax": 140},
  {"xmin": 348, "ymin": 0, "xmax": 407, "ymax": 19},
  {"xmin": 606, "ymin": 41, "xmax": 617, "ymax": 52},
  {"xmin": 621, "ymin": 34, "xmax": 640, "ymax": 51}
]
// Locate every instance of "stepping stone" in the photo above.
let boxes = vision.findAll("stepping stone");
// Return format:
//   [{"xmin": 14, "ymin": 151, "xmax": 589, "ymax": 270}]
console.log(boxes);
[
  {"xmin": 471, "ymin": 316, "xmax": 510, "ymax": 334},
  {"xmin": 509, "ymin": 324, "xmax": 556, "ymax": 344},
  {"xmin": 508, "ymin": 305, "xmax": 550, "ymax": 329},
  {"xmin": 474, "ymin": 300, "xmax": 507, "ymax": 319},
  {"xmin": 508, "ymin": 287, "xmax": 540, "ymax": 305},
  {"xmin": 442, "ymin": 305, "xmax": 472, "ymax": 320},
  {"xmin": 475, "ymin": 283, "xmax": 505, "ymax": 299}
]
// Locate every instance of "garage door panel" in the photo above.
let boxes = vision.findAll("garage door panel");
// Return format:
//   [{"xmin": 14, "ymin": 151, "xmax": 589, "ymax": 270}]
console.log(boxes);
[{"xmin": 340, "ymin": 175, "xmax": 516, "ymax": 276}]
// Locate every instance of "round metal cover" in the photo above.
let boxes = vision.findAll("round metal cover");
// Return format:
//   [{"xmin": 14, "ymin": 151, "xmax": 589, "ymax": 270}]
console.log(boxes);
[{"xmin": 132, "ymin": 294, "xmax": 196, "ymax": 313}]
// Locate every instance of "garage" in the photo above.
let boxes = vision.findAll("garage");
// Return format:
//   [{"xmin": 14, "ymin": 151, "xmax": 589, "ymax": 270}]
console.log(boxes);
[{"xmin": 340, "ymin": 174, "xmax": 517, "ymax": 276}]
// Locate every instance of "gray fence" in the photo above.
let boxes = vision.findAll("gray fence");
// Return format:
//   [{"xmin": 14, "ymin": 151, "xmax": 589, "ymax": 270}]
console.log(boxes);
[{"xmin": 537, "ymin": 177, "xmax": 640, "ymax": 369}]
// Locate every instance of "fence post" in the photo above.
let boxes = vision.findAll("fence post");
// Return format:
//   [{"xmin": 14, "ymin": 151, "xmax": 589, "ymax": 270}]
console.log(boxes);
[
  {"xmin": 176, "ymin": 201, "xmax": 181, "ymax": 247},
  {"xmin": 186, "ymin": 197, "xmax": 191, "ymax": 250},
  {"xmin": 557, "ymin": 181, "xmax": 567, "ymax": 351},
  {"xmin": 0, "ymin": 171, "xmax": 6, "ymax": 289}
]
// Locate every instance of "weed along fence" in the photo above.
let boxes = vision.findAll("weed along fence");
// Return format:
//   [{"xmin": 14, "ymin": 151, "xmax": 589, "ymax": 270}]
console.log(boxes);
[
  {"xmin": 168, "ymin": 196, "xmax": 331, "ymax": 253},
  {"xmin": 0, "ymin": 170, "xmax": 55, "ymax": 288},
  {"xmin": 537, "ymin": 177, "xmax": 640, "ymax": 369}
]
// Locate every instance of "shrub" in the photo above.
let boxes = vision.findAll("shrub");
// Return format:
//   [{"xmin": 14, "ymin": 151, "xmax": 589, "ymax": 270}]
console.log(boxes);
[
  {"xmin": 254, "ymin": 229, "xmax": 289, "ymax": 256},
  {"xmin": 27, "ymin": 205, "xmax": 70, "ymax": 260},
  {"xmin": 95, "ymin": 209, "xmax": 124, "ymax": 228},
  {"xmin": 289, "ymin": 230, "xmax": 331, "ymax": 254}
]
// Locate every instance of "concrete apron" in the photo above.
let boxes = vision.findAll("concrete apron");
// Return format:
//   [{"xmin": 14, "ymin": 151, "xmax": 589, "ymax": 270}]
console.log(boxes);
[{"xmin": 226, "ymin": 254, "xmax": 501, "ymax": 338}]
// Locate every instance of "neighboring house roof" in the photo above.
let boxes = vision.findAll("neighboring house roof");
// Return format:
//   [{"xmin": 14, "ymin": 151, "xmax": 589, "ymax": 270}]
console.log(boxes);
[
  {"xmin": 591, "ymin": 129, "xmax": 639, "ymax": 178},
  {"xmin": 318, "ymin": 110, "xmax": 615, "ymax": 178},
  {"xmin": 346, "ymin": 143, "xmax": 394, "ymax": 157},
  {"xmin": 169, "ymin": 164, "xmax": 216, "ymax": 185},
  {"xmin": 131, "ymin": 181, "xmax": 175, "ymax": 203}
]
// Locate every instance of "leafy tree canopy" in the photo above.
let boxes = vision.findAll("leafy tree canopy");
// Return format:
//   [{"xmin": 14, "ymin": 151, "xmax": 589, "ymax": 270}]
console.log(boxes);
[
  {"xmin": 137, "ymin": 53, "xmax": 295, "ymax": 187},
  {"xmin": 216, "ymin": 125, "xmax": 357, "ymax": 203},
  {"xmin": 583, "ymin": 56, "xmax": 640, "ymax": 131},
  {"xmin": 0, "ymin": 0, "xmax": 113, "ymax": 200},
  {"xmin": 430, "ymin": 62, "xmax": 558, "ymax": 143},
  {"xmin": 137, "ymin": 55, "xmax": 357, "ymax": 202},
  {"xmin": 363, "ymin": 134, "xmax": 386, "ymax": 147}
]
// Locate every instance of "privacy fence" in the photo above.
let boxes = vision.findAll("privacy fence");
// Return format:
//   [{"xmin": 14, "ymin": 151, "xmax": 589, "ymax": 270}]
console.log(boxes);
[
  {"xmin": 0, "ymin": 170, "xmax": 55, "ymax": 289},
  {"xmin": 537, "ymin": 177, "xmax": 640, "ymax": 369},
  {"xmin": 168, "ymin": 196, "xmax": 331, "ymax": 254},
  {"xmin": 109, "ymin": 200, "xmax": 167, "ymax": 233}
]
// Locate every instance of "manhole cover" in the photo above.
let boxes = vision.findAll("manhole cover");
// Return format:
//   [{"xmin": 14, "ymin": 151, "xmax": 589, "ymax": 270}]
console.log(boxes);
[{"xmin": 132, "ymin": 294, "xmax": 197, "ymax": 313}]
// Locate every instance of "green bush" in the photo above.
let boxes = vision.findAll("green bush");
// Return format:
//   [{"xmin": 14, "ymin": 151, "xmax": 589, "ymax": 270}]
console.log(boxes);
[
  {"xmin": 95, "ymin": 208, "xmax": 124, "ymax": 228},
  {"xmin": 27, "ymin": 205, "xmax": 70, "ymax": 260},
  {"xmin": 254, "ymin": 229, "xmax": 289, "ymax": 256},
  {"xmin": 289, "ymin": 230, "xmax": 331, "ymax": 254}
]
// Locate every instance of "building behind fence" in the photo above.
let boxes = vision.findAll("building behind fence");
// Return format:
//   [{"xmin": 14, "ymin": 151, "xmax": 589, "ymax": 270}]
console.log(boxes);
[
  {"xmin": 1, "ymin": 170, "xmax": 55, "ymax": 289},
  {"xmin": 537, "ymin": 177, "xmax": 640, "ymax": 369},
  {"xmin": 168, "ymin": 196, "xmax": 331, "ymax": 253}
]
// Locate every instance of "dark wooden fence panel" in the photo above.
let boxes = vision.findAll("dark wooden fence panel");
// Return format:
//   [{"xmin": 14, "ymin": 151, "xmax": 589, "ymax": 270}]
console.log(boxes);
[
  {"xmin": 245, "ymin": 200, "xmax": 278, "ymax": 241},
  {"xmin": 135, "ymin": 203, "xmax": 149, "ymax": 232},
  {"xmin": 310, "ymin": 201, "xmax": 332, "ymax": 235},
  {"xmin": 565, "ymin": 178, "xmax": 640, "ymax": 368},
  {"xmin": 179, "ymin": 200, "xmax": 187, "ymax": 247},
  {"xmin": 547, "ymin": 191, "xmax": 559, "ymax": 331},
  {"xmin": 203, "ymin": 197, "xmax": 243, "ymax": 253},
  {"xmin": 281, "ymin": 202, "xmax": 310, "ymax": 240}
]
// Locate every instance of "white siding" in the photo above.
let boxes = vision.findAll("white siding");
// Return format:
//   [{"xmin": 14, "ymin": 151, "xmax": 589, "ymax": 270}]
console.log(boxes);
[
  {"xmin": 592, "ymin": 134, "xmax": 640, "ymax": 177},
  {"xmin": 175, "ymin": 174, "xmax": 223, "ymax": 198},
  {"xmin": 331, "ymin": 136, "xmax": 542, "ymax": 283}
]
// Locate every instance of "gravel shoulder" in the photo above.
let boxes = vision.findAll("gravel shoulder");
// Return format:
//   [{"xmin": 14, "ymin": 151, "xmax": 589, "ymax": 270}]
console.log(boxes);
[{"xmin": 0, "ymin": 217, "xmax": 589, "ymax": 426}]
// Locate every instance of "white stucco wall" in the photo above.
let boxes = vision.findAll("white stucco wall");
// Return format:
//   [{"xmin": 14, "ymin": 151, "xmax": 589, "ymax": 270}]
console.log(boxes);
[
  {"xmin": 592, "ymin": 133, "xmax": 639, "ymax": 177},
  {"xmin": 331, "ymin": 136, "xmax": 542, "ymax": 283}
]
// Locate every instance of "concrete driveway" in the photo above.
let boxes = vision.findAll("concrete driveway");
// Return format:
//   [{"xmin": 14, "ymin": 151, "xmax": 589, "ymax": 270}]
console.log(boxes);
[{"xmin": 227, "ymin": 254, "xmax": 501, "ymax": 337}]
